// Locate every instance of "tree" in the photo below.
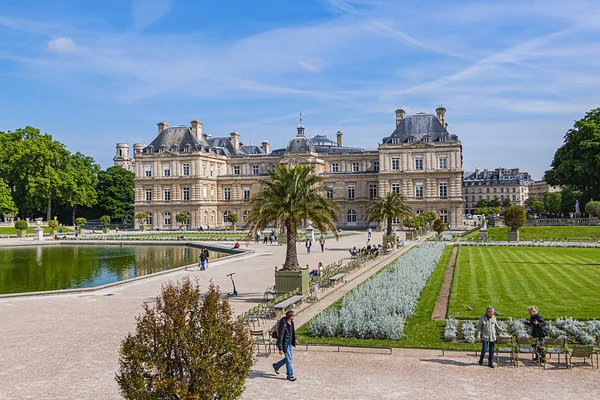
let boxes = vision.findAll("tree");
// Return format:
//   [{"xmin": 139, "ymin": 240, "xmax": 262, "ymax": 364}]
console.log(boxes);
[
  {"xmin": 366, "ymin": 190, "xmax": 413, "ymax": 236},
  {"xmin": 15, "ymin": 219, "xmax": 28, "ymax": 238},
  {"xmin": 100, "ymin": 215, "xmax": 111, "ymax": 228},
  {"xmin": 585, "ymin": 200, "xmax": 600, "ymax": 217},
  {"xmin": 175, "ymin": 213, "xmax": 190, "ymax": 229},
  {"xmin": 524, "ymin": 198, "xmax": 545, "ymax": 214},
  {"xmin": 475, "ymin": 199, "xmax": 489, "ymax": 209},
  {"xmin": 420, "ymin": 210, "xmax": 437, "ymax": 224},
  {"xmin": 0, "ymin": 178, "xmax": 17, "ymax": 217},
  {"xmin": 135, "ymin": 213, "xmax": 149, "ymax": 230},
  {"xmin": 97, "ymin": 166, "xmax": 135, "ymax": 221},
  {"xmin": 560, "ymin": 187, "xmax": 582, "ymax": 214},
  {"xmin": 501, "ymin": 197, "xmax": 512, "ymax": 208},
  {"xmin": 432, "ymin": 218, "xmax": 446, "ymax": 234},
  {"xmin": 489, "ymin": 197, "xmax": 502, "ymax": 208},
  {"xmin": 246, "ymin": 164, "xmax": 339, "ymax": 271},
  {"xmin": 543, "ymin": 192, "xmax": 562, "ymax": 215},
  {"xmin": 225, "ymin": 212, "xmax": 238, "ymax": 230},
  {"xmin": 402, "ymin": 216, "xmax": 420, "ymax": 231},
  {"xmin": 116, "ymin": 279, "xmax": 253, "ymax": 399},
  {"xmin": 62, "ymin": 152, "xmax": 100, "ymax": 225},
  {"xmin": 75, "ymin": 217, "xmax": 87, "ymax": 231},
  {"xmin": 504, "ymin": 206, "xmax": 526, "ymax": 231},
  {"xmin": 488, "ymin": 207, "xmax": 503, "ymax": 215},
  {"xmin": 473, "ymin": 208, "xmax": 489, "ymax": 216},
  {"xmin": 546, "ymin": 108, "xmax": 600, "ymax": 202},
  {"xmin": 47, "ymin": 219, "xmax": 59, "ymax": 235}
]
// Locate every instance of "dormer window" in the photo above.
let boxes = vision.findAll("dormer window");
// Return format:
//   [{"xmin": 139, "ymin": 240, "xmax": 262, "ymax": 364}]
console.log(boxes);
[
  {"xmin": 407, "ymin": 137, "xmax": 415, "ymax": 143},
  {"xmin": 171, "ymin": 146, "xmax": 178, "ymax": 153},
  {"xmin": 439, "ymin": 136, "xmax": 447, "ymax": 142},
  {"xmin": 184, "ymin": 143, "xmax": 192, "ymax": 152},
  {"xmin": 147, "ymin": 145, "xmax": 154, "ymax": 153},
  {"xmin": 159, "ymin": 145, "xmax": 166, "ymax": 153},
  {"xmin": 422, "ymin": 136, "xmax": 430, "ymax": 143}
]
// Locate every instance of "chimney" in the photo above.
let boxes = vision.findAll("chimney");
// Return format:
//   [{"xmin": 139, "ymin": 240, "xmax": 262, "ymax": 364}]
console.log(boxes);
[
  {"xmin": 395, "ymin": 108, "xmax": 406, "ymax": 127},
  {"xmin": 336, "ymin": 131, "xmax": 343, "ymax": 147},
  {"xmin": 157, "ymin": 121, "xmax": 169, "ymax": 135},
  {"xmin": 133, "ymin": 143, "xmax": 146, "ymax": 155},
  {"xmin": 475, "ymin": 168, "xmax": 480, "ymax": 178},
  {"xmin": 436, "ymin": 106, "xmax": 446, "ymax": 128},
  {"xmin": 190, "ymin": 119, "xmax": 202, "ymax": 140},
  {"xmin": 261, "ymin": 141, "xmax": 270, "ymax": 154},
  {"xmin": 230, "ymin": 131, "xmax": 240, "ymax": 150}
]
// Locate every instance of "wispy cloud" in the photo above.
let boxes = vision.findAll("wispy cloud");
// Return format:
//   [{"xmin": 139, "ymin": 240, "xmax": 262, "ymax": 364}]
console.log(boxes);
[
  {"xmin": 131, "ymin": 0, "xmax": 172, "ymax": 31},
  {"xmin": 47, "ymin": 37, "xmax": 81, "ymax": 53}
]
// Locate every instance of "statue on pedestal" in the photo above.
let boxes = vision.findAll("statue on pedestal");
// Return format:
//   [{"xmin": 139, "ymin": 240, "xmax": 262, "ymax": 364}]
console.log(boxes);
[{"xmin": 575, "ymin": 200, "xmax": 582, "ymax": 218}]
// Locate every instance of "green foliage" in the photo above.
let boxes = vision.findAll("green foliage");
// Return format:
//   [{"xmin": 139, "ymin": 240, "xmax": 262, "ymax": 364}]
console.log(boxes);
[
  {"xmin": 246, "ymin": 164, "xmax": 339, "ymax": 271},
  {"xmin": 225, "ymin": 212, "xmax": 238, "ymax": 225},
  {"xmin": 134, "ymin": 213, "xmax": 149, "ymax": 226},
  {"xmin": 116, "ymin": 279, "xmax": 253, "ymax": 399},
  {"xmin": 546, "ymin": 108, "xmax": 600, "ymax": 202},
  {"xmin": 475, "ymin": 199, "xmax": 489, "ymax": 208},
  {"xmin": 366, "ymin": 191, "xmax": 413, "ymax": 236},
  {"xmin": 560, "ymin": 187, "xmax": 583, "ymax": 214},
  {"xmin": 488, "ymin": 198, "xmax": 502, "ymax": 208},
  {"xmin": 0, "ymin": 225, "xmax": 73, "ymax": 235},
  {"xmin": 473, "ymin": 208, "xmax": 489, "ymax": 216},
  {"xmin": 543, "ymin": 192, "xmax": 562, "ymax": 214},
  {"xmin": 47, "ymin": 219, "xmax": 59, "ymax": 234},
  {"xmin": 420, "ymin": 210, "xmax": 437, "ymax": 223},
  {"xmin": 524, "ymin": 197, "xmax": 545, "ymax": 214},
  {"xmin": 463, "ymin": 226, "xmax": 600, "ymax": 241},
  {"xmin": 584, "ymin": 200, "xmax": 600, "ymax": 217},
  {"xmin": 97, "ymin": 166, "xmax": 135, "ymax": 221},
  {"xmin": 503, "ymin": 206, "xmax": 526, "ymax": 231},
  {"xmin": 432, "ymin": 218, "xmax": 446, "ymax": 234},
  {"xmin": 0, "ymin": 178, "xmax": 18, "ymax": 217},
  {"xmin": 14, "ymin": 220, "xmax": 28, "ymax": 230},
  {"xmin": 75, "ymin": 217, "xmax": 87, "ymax": 227},
  {"xmin": 100, "ymin": 215, "xmax": 111, "ymax": 227},
  {"xmin": 175, "ymin": 212, "xmax": 190, "ymax": 227},
  {"xmin": 488, "ymin": 207, "xmax": 503, "ymax": 215},
  {"xmin": 501, "ymin": 197, "xmax": 512, "ymax": 208}
]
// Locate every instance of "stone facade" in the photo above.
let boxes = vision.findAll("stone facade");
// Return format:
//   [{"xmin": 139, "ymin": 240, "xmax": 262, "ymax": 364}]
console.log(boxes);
[
  {"xmin": 123, "ymin": 109, "xmax": 464, "ymax": 230},
  {"xmin": 463, "ymin": 168, "xmax": 534, "ymax": 215},
  {"xmin": 527, "ymin": 180, "xmax": 560, "ymax": 201}
]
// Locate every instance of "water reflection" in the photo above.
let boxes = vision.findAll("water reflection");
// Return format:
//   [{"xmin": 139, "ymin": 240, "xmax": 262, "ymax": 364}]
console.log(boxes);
[{"xmin": 0, "ymin": 245, "xmax": 227, "ymax": 294}]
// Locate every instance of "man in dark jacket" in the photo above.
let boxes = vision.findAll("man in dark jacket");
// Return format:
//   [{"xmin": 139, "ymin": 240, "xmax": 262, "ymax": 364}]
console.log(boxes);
[
  {"xmin": 273, "ymin": 310, "xmax": 298, "ymax": 381},
  {"xmin": 524, "ymin": 306, "xmax": 547, "ymax": 362}
]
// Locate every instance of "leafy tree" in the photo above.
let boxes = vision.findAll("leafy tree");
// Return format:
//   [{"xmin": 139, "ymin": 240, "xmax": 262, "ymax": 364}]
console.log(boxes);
[
  {"xmin": 366, "ymin": 190, "xmax": 413, "ymax": 236},
  {"xmin": 15, "ymin": 220, "xmax": 28, "ymax": 230},
  {"xmin": 489, "ymin": 197, "xmax": 502, "ymax": 208},
  {"xmin": 488, "ymin": 207, "xmax": 503, "ymax": 215},
  {"xmin": 175, "ymin": 213, "xmax": 190, "ymax": 229},
  {"xmin": 473, "ymin": 208, "xmax": 489, "ymax": 216},
  {"xmin": 546, "ymin": 108, "xmax": 600, "ymax": 202},
  {"xmin": 543, "ymin": 192, "xmax": 562, "ymax": 215},
  {"xmin": 47, "ymin": 219, "xmax": 59, "ymax": 235},
  {"xmin": 432, "ymin": 218, "xmax": 446, "ymax": 234},
  {"xmin": 135, "ymin": 213, "xmax": 149, "ymax": 228},
  {"xmin": 62, "ymin": 152, "xmax": 100, "ymax": 225},
  {"xmin": 501, "ymin": 197, "xmax": 512, "ymax": 208},
  {"xmin": 475, "ymin": 199, "xmax": 489, "ymax": 209},
  {"xmin": 100, "ymin": 215, "xmax": 111, "ymax": 228},
  {"xmin": 402, "ymin": 216, "xmax": 422, "ymax": 231},
  {"xmin": 585, "ymin": 200, "xmax": 600, "ymax": 217},
  {"xmin": 97, "ymin": 166, "xmax": 135, "ymax": 221},
  {"xmin": 420, "ymin": 210, "xmax": 437, "ymax": 224},
  {"xmin": 504, "ymin": 206, "xmax": 526, "ymax": 232},
  {"xmin": 116, "ymin": 279, "xmax": 253, "ymax": 399},
  {"xmin": 560, "ymin": 187, "xmax": 582, "ymax": 214},
  {"xmin": 246, "ymin": 164, "xmax": 339, "ymax": 271},
  {"xmin": 225, "ymin": 212, "xmax": 238, "ymax": 230},
  {"xmin": 0, "ymin": 178, "xmax": 17, "ymax": 217},
  {"xmin": 75, "ymin": 217, "xmax": 87, "ymax": 230},
  {"xmin": 524, "ymin": 198, "xmax": 545, "ymax": 214}
]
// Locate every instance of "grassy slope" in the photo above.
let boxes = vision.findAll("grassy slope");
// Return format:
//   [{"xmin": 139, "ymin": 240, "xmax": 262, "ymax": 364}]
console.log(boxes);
[
  {"xmin": 448, "ymin": 246, "xmax": 600, "ymax": 320},
  {"xmin": 0, "ymin": 226, "xmax": 74, "ymax": 234},
  {"xmin": 296, "ymin": 245, "xmax": 476, "ymax": 350},
  {"xmin": 463, "ymin": 226, "xmax": 600, "ymax": 241}
]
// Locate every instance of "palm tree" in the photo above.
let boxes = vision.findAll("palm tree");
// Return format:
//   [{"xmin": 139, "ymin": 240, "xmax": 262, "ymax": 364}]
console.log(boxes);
[
  {"xmin": 246, "ymin": 164, "xmax": 339, "ymax": 271},
  {"xmin": 366, "ymin": 191, "xmax": 414, "ymax": 236}
]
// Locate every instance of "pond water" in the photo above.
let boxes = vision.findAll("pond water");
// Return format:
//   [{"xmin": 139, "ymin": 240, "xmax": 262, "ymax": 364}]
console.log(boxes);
[{"xmin": 0, "ymin": 244, "xmax": 228, "ymax": 294}]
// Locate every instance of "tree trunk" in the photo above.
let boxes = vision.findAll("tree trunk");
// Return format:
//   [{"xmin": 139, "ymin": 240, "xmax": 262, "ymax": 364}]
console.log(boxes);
[
  {"xmin": 72, "ymin": 207, "xmax": 77, "ymax": 227},
  {"xmin": 386, "ymin": 217, "xmax": 393, "ymax": 236},
  {"xmin": 46, "ymin": 198, "xmax": 52, "ymax": 222},
  {"xmin": 282, "ymin": 221, "xmax": 299, "ymax": 271}
]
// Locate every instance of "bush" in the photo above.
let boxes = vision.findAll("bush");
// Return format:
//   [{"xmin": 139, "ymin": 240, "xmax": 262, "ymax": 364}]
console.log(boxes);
[
  {"xmin": 503, "ymin": 206, "xmax": 526, "ymax": 231},
  {"xmin": 14, "ymin": 220, "xmax": 28, "ymax": 230},
  {"xmin": 444, "ymin": 317, "xmax": 459, "ymax": 342},
  {"xmin": 461, "ymin": 321, "xmax": 476, "ymax": 343},
  {"xmin": 100, "ymin": 215, "xmax": 111, "ymax": 228},
  {"xmin": 585, "ymin": 201, "xmax": 600, "ymax": 217},
  {"xmin": 75, "ymin": 217, "xmax": 87, "ymax": 228},
  {"xmin": 116, "ymin": 278, "xmax": 253, "ymax": 399},
  {"xmin": 432, "ymin": 218, "xmax": 446, "ymax": 234}
]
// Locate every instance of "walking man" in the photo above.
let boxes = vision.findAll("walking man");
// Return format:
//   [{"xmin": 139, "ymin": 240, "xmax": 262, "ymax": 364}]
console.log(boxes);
[
  {"xmin": 367, "ymin": 227, "xmax": 372, "ymax": 239},
  {"xmin": 476, "ymin": 306, "xmax": 503, "ymax": 368},
  {"xmin": 306, "ymin": 238, "xmax": 312, "ymax": 254},
  {"xmin": 199, "ymin": 251, "xmax": 206, "ymax": 271},
  {"xmin": 273, "ymin": 310, "xmax": 298, "ymax": 381},
  {"xmin": 203, "ymin": 248, "xmax": 210, "ymax": 268},
  {"xmin": 319, "ymin": 235, "xmax": 325, "ymax": 252},
  {"xmin": 524, "ymin": 306, "xmax": 548, "ymax": 363}
]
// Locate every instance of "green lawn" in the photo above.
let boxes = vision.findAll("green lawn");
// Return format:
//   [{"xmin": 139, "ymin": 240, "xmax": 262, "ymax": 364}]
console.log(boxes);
[
  {"xmin": 448, "ymin": 246, "xmax": 600, "ymax": 320},
  {"xmin": 296, "ymin": 245, "xmax": 477, "ymax": 350},
  {"xmin": 463, "ymin": 226, "xmax": 600, "ymax": 241},
  {"xmin": 0, "ymin": 226, "xmax": 74, "ymax": 235}
]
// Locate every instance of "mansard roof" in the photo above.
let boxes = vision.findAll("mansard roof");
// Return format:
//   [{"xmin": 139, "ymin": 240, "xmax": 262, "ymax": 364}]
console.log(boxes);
[
  {"xmin": 382, "ymin": 113, "xmax": 458, "ymax": 144},
  {"xmin": 144, "ymin": 126, "xmax": 209, "ymax": 153}
]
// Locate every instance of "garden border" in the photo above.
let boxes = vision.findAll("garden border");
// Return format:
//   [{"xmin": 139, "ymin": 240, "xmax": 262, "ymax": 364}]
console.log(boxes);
[{"xmin": 431, "ymin": 244, "xmax": 458, "ymax": 321}]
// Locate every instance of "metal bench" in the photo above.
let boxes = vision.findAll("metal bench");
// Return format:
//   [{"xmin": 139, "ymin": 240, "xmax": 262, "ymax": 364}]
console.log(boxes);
[
  {"xmin": 329, "ymin": 273, "xmax": 346, "ymax": 287},
  {"xmin": 272, "ymin": 295, "xmax": 303, "ymax": 318}
]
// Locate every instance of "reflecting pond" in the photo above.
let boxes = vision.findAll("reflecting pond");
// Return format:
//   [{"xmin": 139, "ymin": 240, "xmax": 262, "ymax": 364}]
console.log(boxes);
[{"xmin": 0, "ymin": 244, "xmax": 228, "ymax": 294}]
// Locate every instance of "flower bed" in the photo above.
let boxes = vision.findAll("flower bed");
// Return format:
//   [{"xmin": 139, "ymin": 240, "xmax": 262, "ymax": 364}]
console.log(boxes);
[{"xmin": 308, "ymin": 243, "xmax": 446, "ymax": 340}]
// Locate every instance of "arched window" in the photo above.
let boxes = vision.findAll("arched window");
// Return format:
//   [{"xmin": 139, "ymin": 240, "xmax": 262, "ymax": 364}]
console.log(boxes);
[
  {"xmin": 346, "ymin": 209, "xmax": 357, "ymax": 223},
  {"xmin": 242, "ymin": 210, "xmax": 249, "ymax": 223},
  {"xmin": 223, "ymin": 211, "xmax": 230, "ymax": 223},
  {"xmin": 440, "ymin": 209, "xmax": 448, "ymax": 224},
  {"xmin": 211, "ymin": 211, "xmax": 215, "ymax": 224},
  {"xmin": 164, "ymin": 211, "xmax": 171, "ymax": 225},
  {"xmin": 147, "ymin": 212, "xmax": 153, "ymax": 225},
  {"xmin": 416, "ymin": 209, "xmax": 423, "ymax": 215},
  {"xmin": 203, "ymin": 211, "xmax": 208, "ymax": 225}
]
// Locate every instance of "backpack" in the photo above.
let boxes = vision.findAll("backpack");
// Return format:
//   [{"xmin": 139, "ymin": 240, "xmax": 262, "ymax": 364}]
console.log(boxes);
[{"xmin": 270, "ymin": 323, "xmax": 279, "ymax": 339}]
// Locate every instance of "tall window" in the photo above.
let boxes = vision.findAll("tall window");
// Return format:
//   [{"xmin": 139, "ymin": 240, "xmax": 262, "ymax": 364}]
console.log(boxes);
[
  {"xmin": 331, "ymin": 163, "xmax": 339, "ymax": 173},
  {"xmin": 210, "ymin": 165, "xmax": 213, "ymax": 176},
  {"xmin": 163, "ymin": 188, "xmax": 171, "ymax": 201},
  {"xmin": 242, "ymin": 210, "xmax": 249, "ymax": 223},
  {"xmin": 183, "ymin": 187, "xmax": 190, "ymax": 201},
  {"xmin": 440, "ymin": 209, "xmax": 448, "ymax": 223},
  {"xmin": 182, "ymin": 163, "xmax": 190, "ymax": 176},
  {"xmin": 147, "ymin": 212, "xmax": 153, "ymax": 225},
  {"xmin": 223, "ymin": 211, "xmax": 230, "ymax": 223},
  {"xmin": 224, "ymin": 187, "xmax": 231, "ymax": 201},
  {"xmin": 203, "ymin": 211, "xmax": 207, "ymax": 225},
  {"xmin": 252, "ymin": 165, "xmax": 259, "ymax": 175},
  {"xmin": 163, "ymin": 164, "xmax": 171, "ymax": 177},
  {"xmin": 145, "ymin": 188, "xmax": 152, "ymax": 201},
  {"xmin": 415, "ymin": 156, "xmax": 423, "ymax": 170},
  {"xmin": 243, "ymin": 187, "xmax": 250, "ymax": 201},
  {"xmin": 370, "ymin": 184, "xmax": 377, "ymax": 198},
  {"xmin": 392, "ymin": 183, "xmax": 400, "ymax": 194},
  {"xmin": 144, "ymin": 164, "xmax": 152, "ymax": 177},
  {"xmin": 211, "ymin": 211, "xmax": 215, "ymax": 224},
  {"xmin": 210, "ymin": 186, "xmax": 214, "ymax": 200},
  {"xmin": 415, "ymin": 182, "xmax": 424, "ymax": 198},
  {"xmin": 203, "ymin": 163, "xmax": 207, "ymax": 176},
  {"xmin": 348, "ymin": 184, "xmax": 355, "ymax": 200},
  {"xmin": 373, "ymin": 161, "xmax": 379, "ymax": 172},
  {"xmin": 326, "ymin": 186, "xmax": 333, "ymax": 199},
  {"xmin": 352, "ymin": 162, "xmax": 360, "ymax": 172},
  {"xmin": 233, "ymin": 166, "xmax": 240, "ymax": 175},
  {"xmin": 217, "ymin": 166, "xmax": 221, "ymax": 176},
  {"xmin": 347, "ymin": 209, "xmax": 357, "ymax": 223},
  {"xmin": 439, "ymin": 182, "xmax": 448, "ymax": 198},
  {"xmin": 391, "ymin": 156, "xmax": 400, "ymax": 170},
  {"xmin": 164, "ymin": 212, "xmax": 171, "ymax": 225},
  {"xmin": 439, "ymin": 158, "xmax": 447, "ymax": 169},
  {"xmin": 203, "ymin": 185, "xmax": 207, "ymax": 199}
]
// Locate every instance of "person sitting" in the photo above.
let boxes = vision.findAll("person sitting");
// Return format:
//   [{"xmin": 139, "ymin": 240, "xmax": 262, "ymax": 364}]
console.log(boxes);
[
  {"xmin": 233, "ymin": 242, "xmax": 240, "ymax": 249},
  {"xmin": 309, "ymin": 269, "xmax": 319, "ymax": 277},
  {"xmin": 317, "ymin": 262, "xmax": 324, "ymax": 275},
  {"xmin": 350, "ymin": 246, "xmax": 358, "ymax": 256}
]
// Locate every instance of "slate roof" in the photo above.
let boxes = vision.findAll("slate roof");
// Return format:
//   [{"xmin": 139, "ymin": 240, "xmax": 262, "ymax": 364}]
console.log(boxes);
[{"xmin": 382, "ymin": 113, "xmax": 458, "ymax": 144}]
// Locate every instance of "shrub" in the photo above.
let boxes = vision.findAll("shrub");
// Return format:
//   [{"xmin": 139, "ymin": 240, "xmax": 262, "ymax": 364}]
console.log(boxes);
[
  {"xmin": 14, "ymin": 220, "xmax": 28, "ymax": 230},
  {"xmin": 507, "ymin": 317, "xmax": 530, "ymax": 338},
  {"xmin": 461, "ymin": 321, "xmax": 476, "ymax": 343},
  {"xmin": 585, "ymin": 201, "xmax": 600, "ymax": 217},
  {"xmin": 432, "ymin": 218, "xmax": 446, "ymax": 234},
  {"xmin": 444, "ymin": 317, "xmax": 459, "ymax": 342},
  {"xmin": 100, "ymin": 215, "xmax": 111, "ymax": 228},
  {"xmin": 48, "ymin": 220, "xmax": 58, "ymax": 230},
  {"xmin": 75, "ymin": 217, "xmax": 87, "ymax": 228},
  {"xmin": 503, "ymin": 206, "xmax": 526, "ymax": 231},
  {"xmin": 116, "ymin": 278, "xmax": 253, "ymax": 399}
]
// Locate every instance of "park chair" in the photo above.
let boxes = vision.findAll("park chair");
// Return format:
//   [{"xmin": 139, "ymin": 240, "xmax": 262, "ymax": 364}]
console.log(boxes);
[
  {"xmin": 494, "ymin": 336, "xmax": 516, "ymax": 367},
  {"xmin": 263, "ymin": 286, "xmax": 276, "ymax": 303},
  {"xmin": 515, "ymin": 337, "xmax": 540, "ymax": 368},
  {"xmin": 542, "ymin": 338, "xmax": 567, "ymax": 368},
  {"xmin": 566, "ymin": 345, "xmax": 595, "ymax": 369},
  {"xmin": 595, "ymin": 337, "xmax": 600, "ymax": 370},
  {"xmin": 250, "ymin": 330, "xmax": 271, "ymax": 356}
]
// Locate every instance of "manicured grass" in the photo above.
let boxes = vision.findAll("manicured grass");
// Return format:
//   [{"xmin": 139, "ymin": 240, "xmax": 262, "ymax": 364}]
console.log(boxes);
[
  {"xmin": 0, "ymin": 226, "xmax": 74, "ymax": 235},
  {"xmin": 448, "ymin": 246, "xmax": 600, "ymax": 320},
  {"xmin": 463, "ymin": 226, "xmax": 600, "ymax": 242},
  {"xmin": 296, "ymin": 245, "xmax": 477, "ymax": 350}
]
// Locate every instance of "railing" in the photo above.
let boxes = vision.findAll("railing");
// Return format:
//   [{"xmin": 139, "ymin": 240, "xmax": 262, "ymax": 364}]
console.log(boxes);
[{"xmin": 525, "ymin": 218, "xmax": 598, "ymax": 226}]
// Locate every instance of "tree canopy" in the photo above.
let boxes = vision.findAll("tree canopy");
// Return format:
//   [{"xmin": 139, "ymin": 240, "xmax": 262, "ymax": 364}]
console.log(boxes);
[
  {"xmin": 365, "ymin": 190, "xmax": 413, "ymax": 236},
  {"xmin": 543, "ymin": 192, "xmax": 562, "ymax": 215},
  {"xmin": 504, "ymin": 206, "xmax": 526, "ymax": 231},
  {"xmin": 97, "ymin": 166, "xmax": 135, "ymax": 221},
  {"xmin": 546, "ymin": 108, "xmax": 600, "ymax": 202},
  {"xmin": 0, "ymin": 178, "xmax": 17, "ymax": 217}
]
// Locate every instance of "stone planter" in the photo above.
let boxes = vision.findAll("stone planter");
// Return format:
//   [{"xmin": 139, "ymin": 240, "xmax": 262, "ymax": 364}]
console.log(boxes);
[
  {"xmin": 278, "ymin": 235, "xmax": 287, "ymax": 246},
  {"xmin": 16, "ymin": 229, "xmax": 26, "ymax": 238},
  {"xmin": 479, "ymin": 229, "xmax": 488, "ymax": 241},
  {"xmin": 507, "ymin": 230, "xmax": 519, "ymax": 242},
  {"xmin": 102, "ymin": 227, "xmax": 110, "ymax": 234},
  {"xmin": 140, "ymin": 225, "xmax": 147, "ymax": 231},
  {"xmin": 275, "ymin": 269, "xmax": 310, "ymax": 295}
]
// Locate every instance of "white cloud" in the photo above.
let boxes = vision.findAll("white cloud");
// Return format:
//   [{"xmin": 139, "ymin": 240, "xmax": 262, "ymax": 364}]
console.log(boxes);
[
  {"xmin": 299, "ymin": 60, "xmax": 322, "ymax": 73},
  {"xmin": 132, "ymin": 0, "xmax": 172, "ymax": 31},
  {"xmin": 47, "ymin": 37, "xmax": 79, "ymax": 53}
]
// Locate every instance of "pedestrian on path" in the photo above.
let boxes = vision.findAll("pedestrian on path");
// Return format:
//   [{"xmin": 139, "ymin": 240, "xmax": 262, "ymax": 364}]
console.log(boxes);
[
  {"xmin": 319, "ymin": 235, "xmax": 325, "ymax": 252},
  {"xmin": 476, "ymin": 306, "xmax": 503, "ymax": 368},
  {"xmin": 524, "ymin": 306, "xmax": 548, "ymax": 363},
  {"xmin": 367, "ymin": 227, "xmax": 372, "ymax": 239},
  {"xmin": 273, "ymin": 310, "xmax": 298, "ymax": 381},
  {"xmin": 306, "ymin": 238, "xmax": 312, "ymax": 254},
  {"xmin": 203, "ymin": 248, "xmax": 210, "ymax": 268},
  {"xmin": 199, "ymin": 251, "xmax": 206, "ymax": 271}
]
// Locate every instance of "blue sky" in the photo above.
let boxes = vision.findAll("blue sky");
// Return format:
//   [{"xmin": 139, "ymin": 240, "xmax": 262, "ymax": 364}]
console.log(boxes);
[{"xmin": 1, "ymin": 0, "xmax": 600, "ymax": 179}]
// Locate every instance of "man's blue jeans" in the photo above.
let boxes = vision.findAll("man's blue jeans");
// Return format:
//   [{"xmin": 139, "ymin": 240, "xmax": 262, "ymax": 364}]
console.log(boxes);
[
  {"xmin": 480, "ymin": 340, "xmax": 495, "ymax": 365},
  {"xmin": 275, "ymin": 344, "xmax": 294, "ymax": 377}
]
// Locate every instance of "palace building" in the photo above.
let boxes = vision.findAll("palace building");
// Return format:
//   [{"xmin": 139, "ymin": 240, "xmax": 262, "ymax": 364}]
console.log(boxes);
[{"xmin": 117, "ymin": 107, "xmax": 464, "ymax": 230}]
